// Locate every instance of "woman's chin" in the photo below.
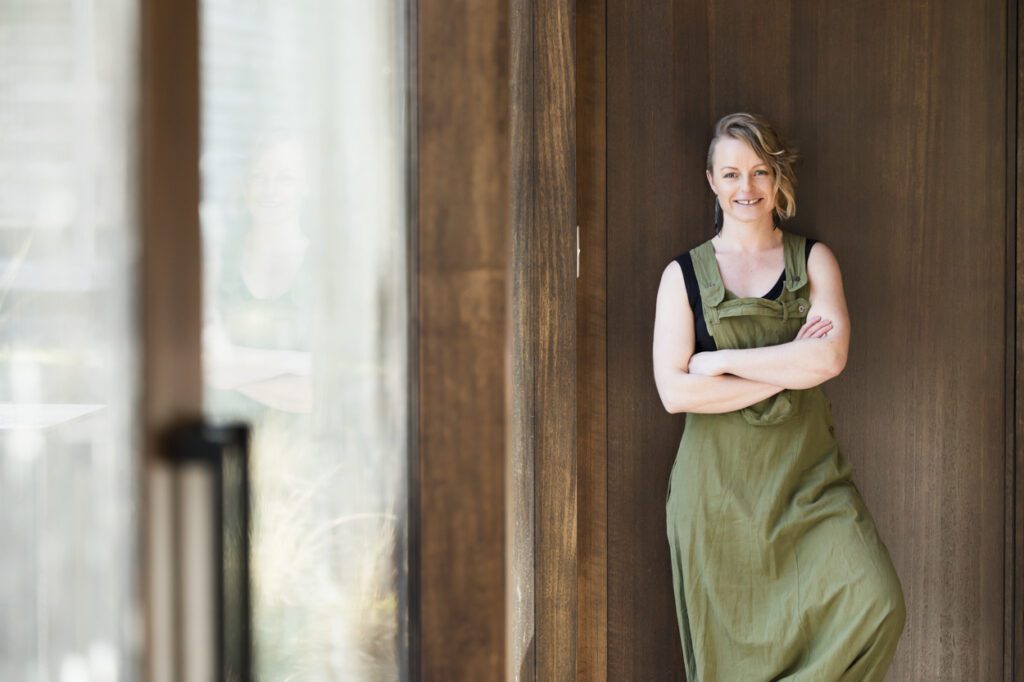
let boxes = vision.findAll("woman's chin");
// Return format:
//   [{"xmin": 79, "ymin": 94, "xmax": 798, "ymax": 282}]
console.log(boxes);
[{"xmin": 724, "ymin": 212, "xmax": 772, "ymax": 226}]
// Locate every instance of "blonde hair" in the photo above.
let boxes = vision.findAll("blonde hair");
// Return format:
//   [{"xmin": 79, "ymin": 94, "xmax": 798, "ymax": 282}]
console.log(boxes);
[{"xmin": 706, "ymin": 112, "xmax": 799, "ymax": 224}]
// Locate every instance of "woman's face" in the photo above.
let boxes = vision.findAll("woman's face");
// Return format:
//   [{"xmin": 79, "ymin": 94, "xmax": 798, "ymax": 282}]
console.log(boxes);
[
  {"xmin": 705, "ymin": 136, "xmax": 777, "ymax": 227},
  {"xmin": 245, "ymin": 138, "xmax": 308, "ymax": 227}
]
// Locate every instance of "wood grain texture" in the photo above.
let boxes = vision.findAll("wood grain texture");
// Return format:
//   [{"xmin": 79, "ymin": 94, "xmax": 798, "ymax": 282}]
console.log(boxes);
[
  {"xmin": 599, "ymin": 1, "xmax": 1012, "ymax": 679},
  {"xmin": 417, "ymin": 2, "xmax": 509, "ymax": 680},
  {"xmin": 509, "ymin": 0, "xmax": 577, "ymax": 679},
  {"xmin": 576, "ymin": 0, "xmax": 608, "ymax": 680},
  {"xmin": 508, "ymin": 1, "xmax": 536, "ymax": 677}
]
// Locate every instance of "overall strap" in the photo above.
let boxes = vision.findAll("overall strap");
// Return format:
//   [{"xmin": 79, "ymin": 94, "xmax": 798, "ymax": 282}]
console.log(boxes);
[
  {"xmin": 689, "ymin": 239, "xmax": 726, "ymax": 328},
  {"xmin": 782, "ymin": 231, "xmax": 809, "ymax": 293}
]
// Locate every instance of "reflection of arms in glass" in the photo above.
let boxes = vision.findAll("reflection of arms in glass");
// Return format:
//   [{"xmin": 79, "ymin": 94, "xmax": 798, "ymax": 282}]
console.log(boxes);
[{"xmin": 204, "ymin": 318, "xmax": 312, "ymax": 413}]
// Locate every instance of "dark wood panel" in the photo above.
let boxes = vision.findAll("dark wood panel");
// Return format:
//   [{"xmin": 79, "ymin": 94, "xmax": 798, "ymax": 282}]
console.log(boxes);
[
  {"xmin": 417, "ymin": 1, "xmax": 509, "ymax": 679},
  {"xmin": 577, "ymin": 0, "xmax": 608, "ymax": 680},
  {"xmin": 788, "ymin": 4, "xmax": 1006, "ymax": 679},
  {"xmin": 605, "ymin": 1, "xmax": 701, "ymax": 679},
  {"xmin": 602, "ymin": 1, "xmax": 1010, "ymax": 679}
]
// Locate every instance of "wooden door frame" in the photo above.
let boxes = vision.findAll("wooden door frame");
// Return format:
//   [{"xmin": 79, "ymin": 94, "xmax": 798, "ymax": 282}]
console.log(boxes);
[
  {"xmin": 415, "ymin": 0, "xmax": 511, "ymax": 679},
  {"xmin": 139, "ymin": 0, "xmax": 204, "ymax": 678}
]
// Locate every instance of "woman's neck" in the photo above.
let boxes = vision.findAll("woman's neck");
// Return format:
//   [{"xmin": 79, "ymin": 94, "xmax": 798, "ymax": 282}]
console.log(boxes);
[{"xmin": 713, "ymin": 220, "xmax": 781, "ymax": 253}]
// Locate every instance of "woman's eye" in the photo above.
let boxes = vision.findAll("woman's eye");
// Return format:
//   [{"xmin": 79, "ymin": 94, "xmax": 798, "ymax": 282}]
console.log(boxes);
[{"xmin": 723, "ymin": 171, "xmax": 767, "ymax": 178}]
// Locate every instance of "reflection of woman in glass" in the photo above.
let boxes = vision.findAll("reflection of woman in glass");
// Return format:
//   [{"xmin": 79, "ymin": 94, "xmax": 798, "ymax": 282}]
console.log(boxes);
[
  {"xmin": 204, "ymin": 132, "xmax": 313, "ymax": 414},
  {"xmin": 239, "ymin": 136, "xmax": 309, "ymax": 300},
  {"xmin": 203, "ymin": 130, "xmax": 326, "ymax": 675},
  {"xmin": 654, "ymin": 113, "xmax": 906, "ymax": 680}
]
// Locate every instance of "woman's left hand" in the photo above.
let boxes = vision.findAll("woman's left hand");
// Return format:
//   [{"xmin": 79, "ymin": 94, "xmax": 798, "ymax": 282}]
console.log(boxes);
[{"xmin": 687, "ymin": 351, "xmax": 727, "ymax": 376}]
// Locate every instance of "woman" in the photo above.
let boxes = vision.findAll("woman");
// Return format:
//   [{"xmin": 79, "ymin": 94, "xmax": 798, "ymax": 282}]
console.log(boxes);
[{"xmin": 653, "ymin": 112, "xmax": 906, "ymax": 680}]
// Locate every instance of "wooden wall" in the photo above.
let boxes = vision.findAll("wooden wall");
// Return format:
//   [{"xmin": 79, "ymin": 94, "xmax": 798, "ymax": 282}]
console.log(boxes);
[
  {"xmin": 415, "ymin": 0, "xmax": 1021, "ymax": 678},
  {"xmin": 578, "ymin": 0, "xmax": 1021, "ymax": 679}
]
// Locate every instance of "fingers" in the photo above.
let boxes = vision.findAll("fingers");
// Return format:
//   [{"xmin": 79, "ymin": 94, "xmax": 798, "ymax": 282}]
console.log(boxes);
[
  {"xmin": 797, "ymin": 315, "xmax": 833, "ymax": 339},
  {"xmin": 809, "ymin": 321, "xmax": 832, "ymax": 338},
  {"xmin": 796, "ymin": 315, "xmax": 819, "ymax": 338},
  {"xmin": 798, "ymin": 319, "xmax": 832, "ymax": 339},
  {"xmin": 805, "ymin": 320, "xmax": 832, "ymax": 338}
]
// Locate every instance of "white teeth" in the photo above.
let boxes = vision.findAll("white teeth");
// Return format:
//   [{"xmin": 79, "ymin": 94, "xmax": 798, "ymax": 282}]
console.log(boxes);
[{"xmin": 736, "ymin": 199, "xmax": 760, "ymax": 205}]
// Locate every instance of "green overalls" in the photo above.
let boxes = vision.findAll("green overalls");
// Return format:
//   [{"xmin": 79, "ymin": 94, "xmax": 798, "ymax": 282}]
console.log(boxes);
[{"xmin": 665, "ymin": 231, "xmax": 906, "ymax": 681}]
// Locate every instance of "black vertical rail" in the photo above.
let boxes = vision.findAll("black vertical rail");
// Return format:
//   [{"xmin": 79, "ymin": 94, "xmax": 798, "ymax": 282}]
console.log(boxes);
[{"xmin": 163, "ymin": 421, "xmax": 252, "ymax": 682}]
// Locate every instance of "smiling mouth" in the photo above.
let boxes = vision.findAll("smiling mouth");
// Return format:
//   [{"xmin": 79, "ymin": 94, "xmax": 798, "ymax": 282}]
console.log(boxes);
[{"xmin": 734, "ymin": 199, "xmax": 762, "ymax": 206}]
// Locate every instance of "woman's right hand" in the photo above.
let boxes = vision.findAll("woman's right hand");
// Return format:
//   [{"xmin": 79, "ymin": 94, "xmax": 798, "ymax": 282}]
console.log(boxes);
[{"xmin": 796, "ymin": 314, "xmax": 833, "ymax": 340}]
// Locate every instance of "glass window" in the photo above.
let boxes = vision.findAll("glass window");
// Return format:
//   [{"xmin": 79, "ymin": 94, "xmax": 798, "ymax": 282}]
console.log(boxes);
[
  {"xmin": 199, "ymin": 1, "xmax": 410, "ymax": 679},
  {"xmin": 0, "ymin": 1, "xmax": 140, "ymax": 680}
]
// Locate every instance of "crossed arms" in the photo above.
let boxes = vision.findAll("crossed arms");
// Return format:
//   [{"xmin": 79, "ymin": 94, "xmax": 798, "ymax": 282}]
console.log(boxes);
[{"xmin": 652, "ymin": 243, "xmax": 850, "ymax": 415}]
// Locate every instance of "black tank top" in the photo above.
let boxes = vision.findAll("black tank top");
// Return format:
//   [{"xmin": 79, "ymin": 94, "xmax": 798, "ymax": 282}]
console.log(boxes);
[{"xmin": 674, "ymin": 238, "xmax": 817, "ymax": 353}]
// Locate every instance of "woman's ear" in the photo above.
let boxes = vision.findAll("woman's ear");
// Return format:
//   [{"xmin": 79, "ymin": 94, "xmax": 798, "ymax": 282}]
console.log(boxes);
[{"xmin": 705, "ymin": 169, "xmax": 715, "ymax": 190}]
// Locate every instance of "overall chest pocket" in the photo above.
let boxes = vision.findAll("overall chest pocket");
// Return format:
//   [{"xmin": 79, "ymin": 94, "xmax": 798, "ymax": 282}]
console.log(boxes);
[{"xmin": 707, "ymin": 295, "xmax": 810, "ymax": 350}]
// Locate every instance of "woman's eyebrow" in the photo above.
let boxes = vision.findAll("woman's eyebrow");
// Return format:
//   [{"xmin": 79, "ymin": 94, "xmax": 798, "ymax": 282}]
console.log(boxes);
[{"xmin": 721, "ymin": 164, "xmax": 768, "ymax": 170}]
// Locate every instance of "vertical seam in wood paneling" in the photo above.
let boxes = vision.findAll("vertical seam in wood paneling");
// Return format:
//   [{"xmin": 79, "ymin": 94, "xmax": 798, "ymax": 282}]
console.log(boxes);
[
  {"xmin": 1012, "ymin": 0, "xmax": 1023, "ymax": 678},
  {"xmin": 1006, "ymin": 0, "xmax": 1013, "ymax": 675},
  {"xmin": 602, "ymin": 0, "xmax": 610, "ymax": 676},
  {"xmin": 577, "ymin": 0, "xmax": 608, "ymax": 677},
  {"xmin": 1009, "ymin": 0, "xmax": 1022, "ymax": 679}
]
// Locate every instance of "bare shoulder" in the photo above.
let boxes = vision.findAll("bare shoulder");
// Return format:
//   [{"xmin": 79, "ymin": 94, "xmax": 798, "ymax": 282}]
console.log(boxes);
[
  {"xmin": 659, "ymin": 258, "xmax": 685, "ymax": 292},
  {"xmin": 653, "ymin": 257, "xmax": 694, "ymax": 371},
  {"xmin": 656, "ymin": 257, "xmax": 694, "ymax": 315},
  {"xmin": 804, "ymin": 240, "xmax": 849, "ymax": 317},
  {"xmin": 807, "ymin": 240, "xmax": 839, "ymax": 268},
  {"xmin": 807, "ymin": 240, "xmax": 843, "ymax": 283}
]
